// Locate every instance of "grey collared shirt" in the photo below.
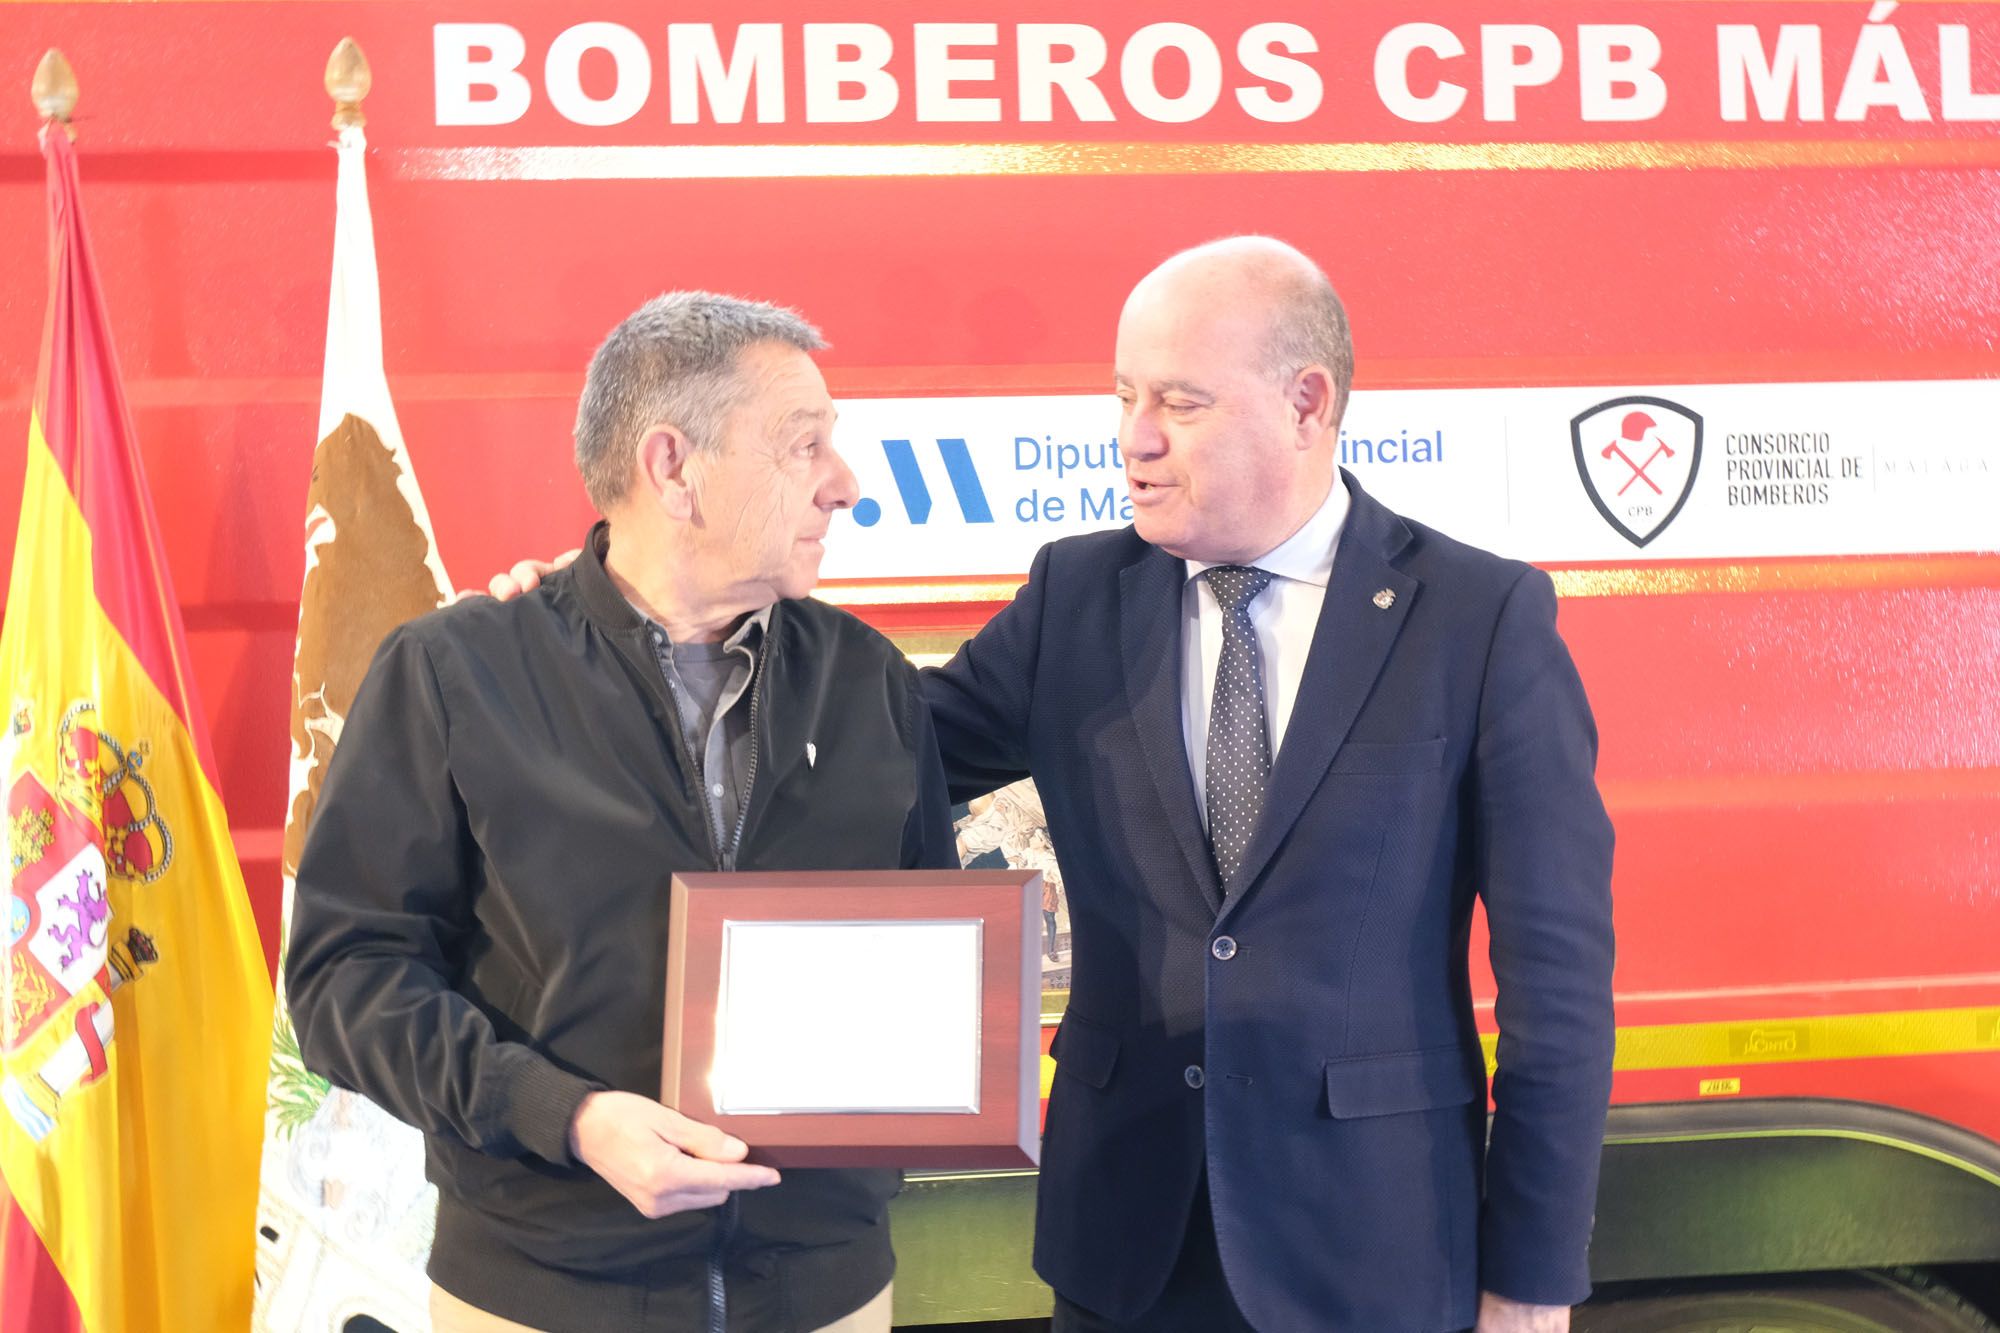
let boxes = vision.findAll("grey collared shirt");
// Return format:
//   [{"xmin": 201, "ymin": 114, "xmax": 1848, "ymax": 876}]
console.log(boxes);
[{"xmin": 637, "ymin": 606, "xmax": 768, "ymax": 862}]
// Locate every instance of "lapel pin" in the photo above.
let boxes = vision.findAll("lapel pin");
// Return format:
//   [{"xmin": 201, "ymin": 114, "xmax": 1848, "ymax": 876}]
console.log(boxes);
[
  {"xmin": 1372, "ymin": 588, "xmax": 1397, "ymax": 610},
  {"xmin": 806, "ymin": 742, "xmax": 817, "ymax": 768}
]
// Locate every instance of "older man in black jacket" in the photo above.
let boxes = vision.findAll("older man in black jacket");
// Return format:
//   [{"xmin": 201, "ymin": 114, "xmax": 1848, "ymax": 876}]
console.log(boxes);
[{"xmin": 286, "ymin": 292, "xmax": 956, "ymax": 1333}]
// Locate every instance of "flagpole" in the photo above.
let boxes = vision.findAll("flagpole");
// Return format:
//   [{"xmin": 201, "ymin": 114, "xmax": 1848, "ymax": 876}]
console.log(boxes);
[
  {"xmin": 326, "ymin": 36, "xmax": 370, "ymax": 130},
  {"xmin": 31, "ymin": 48, "xmax": 78, "ymax": 134}
]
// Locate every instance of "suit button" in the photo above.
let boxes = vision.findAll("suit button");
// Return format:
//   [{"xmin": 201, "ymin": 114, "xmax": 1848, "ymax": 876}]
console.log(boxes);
[
  {"xmin": 1211, "ymin": 935, "xmax": 1237, "ymax": 961},
  {"xmin": 1184, "ymin": 1065, "xmax": 1205, "ymax": 1089}
]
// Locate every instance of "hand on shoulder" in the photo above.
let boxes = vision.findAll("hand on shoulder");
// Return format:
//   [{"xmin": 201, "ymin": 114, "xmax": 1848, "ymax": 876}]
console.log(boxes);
[{"xmin": 448, "ymin": 549, "xmax": 579, "ymax": 605}]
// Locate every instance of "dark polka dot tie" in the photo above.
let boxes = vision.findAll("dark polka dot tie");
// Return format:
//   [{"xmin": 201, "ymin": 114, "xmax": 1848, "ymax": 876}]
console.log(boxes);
[{"xmin": 1203, "ymin": 565, "xmax": 1275, "ymax": 895}]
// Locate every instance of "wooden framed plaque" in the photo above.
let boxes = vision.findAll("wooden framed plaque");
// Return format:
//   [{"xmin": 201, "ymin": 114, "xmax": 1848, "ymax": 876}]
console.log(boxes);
[{"xmin": 662, "ymin": 869, "xmax": 1043, "ymax": 1169}]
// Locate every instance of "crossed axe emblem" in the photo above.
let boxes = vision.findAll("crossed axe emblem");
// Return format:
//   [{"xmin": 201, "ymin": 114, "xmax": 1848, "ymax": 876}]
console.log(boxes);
[{"xmin": 1601, "ymin": 410, "xmax": 1675, "ymax": 496}]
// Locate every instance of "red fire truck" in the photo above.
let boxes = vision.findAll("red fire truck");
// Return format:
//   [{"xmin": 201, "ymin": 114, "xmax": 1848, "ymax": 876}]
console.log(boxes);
[{"xmin": 2, "ymin": 3, "xmax": 1995, "ymax": 1328}]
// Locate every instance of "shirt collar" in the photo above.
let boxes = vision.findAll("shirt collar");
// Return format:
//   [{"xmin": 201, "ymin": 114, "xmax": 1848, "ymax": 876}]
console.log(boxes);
[
  {"xmin": 626, "ymin": 598, "xmax": 771, "ymax": 653},
  {"xmin": 1183, "ymin": 469, "xmax": 1349, "ymax": 590}
]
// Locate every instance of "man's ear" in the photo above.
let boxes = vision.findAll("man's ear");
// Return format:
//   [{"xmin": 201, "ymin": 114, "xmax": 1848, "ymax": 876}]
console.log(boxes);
[
  {"xmin": 1288, "ymin": 365, "xmax": 1340, "ymax": 436},
  {"xmin": 636, "ymin": 424, "xmax": 699, "ymax": 520}
]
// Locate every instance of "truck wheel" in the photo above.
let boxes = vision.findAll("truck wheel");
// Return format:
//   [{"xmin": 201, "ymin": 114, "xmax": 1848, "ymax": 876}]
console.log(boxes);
[{"xmin": 1574, "ymin": 1267, "xmax": 1998, "ymax": 1332}]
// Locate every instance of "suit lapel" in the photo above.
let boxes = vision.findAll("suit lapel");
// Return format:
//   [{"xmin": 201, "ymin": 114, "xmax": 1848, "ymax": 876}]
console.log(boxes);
[
  {"xmin": 1119, "ymin": 546, "xmax": 1225, "ymax": 911},
  {"xmin": 1223, "ymin": 480, "xmax": 1418, "ymax": 918}
]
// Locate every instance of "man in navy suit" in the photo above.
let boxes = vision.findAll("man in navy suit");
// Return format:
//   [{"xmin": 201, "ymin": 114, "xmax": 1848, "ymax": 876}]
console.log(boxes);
[
  {"xmin": 493, "ymin": 238, "xmax": 1614, "ymax": 1330},
  {"xmin": 922, "ymin": 237, "xmax": 1615, "ymax": 1332}
]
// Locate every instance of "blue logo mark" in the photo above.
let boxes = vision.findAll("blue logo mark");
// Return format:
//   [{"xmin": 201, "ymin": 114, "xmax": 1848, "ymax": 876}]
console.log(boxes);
[{"xmin": 854, "ymin": 438, "xmax": 994, "ymax": 527}]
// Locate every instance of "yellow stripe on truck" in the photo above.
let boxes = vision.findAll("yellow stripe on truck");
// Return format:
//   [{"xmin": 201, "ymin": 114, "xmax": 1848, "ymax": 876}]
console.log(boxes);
[
  {"xmin": 1478, "ymin": 1004, "xmax": 2000, "ymax": 1076},
  {"xmin": 1037, "ymin": 1003, "xmax": 2000, "ymax": 1088}
]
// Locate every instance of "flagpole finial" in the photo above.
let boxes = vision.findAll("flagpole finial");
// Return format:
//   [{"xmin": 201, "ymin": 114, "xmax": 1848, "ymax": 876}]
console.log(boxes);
[
  {"xmin": 325, "ymin": 37, "xmax": 371, "ymax": 130},
  {"xmin": 32, "ymin": 49, "xmax": 79, "ymax": 129}
]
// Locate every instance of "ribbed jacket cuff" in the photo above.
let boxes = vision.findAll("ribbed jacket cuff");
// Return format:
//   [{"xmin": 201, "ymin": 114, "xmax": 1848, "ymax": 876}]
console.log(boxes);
[{"xmin": 505, "ymin": 1055, "xmax": 603, "ymax": 1165}]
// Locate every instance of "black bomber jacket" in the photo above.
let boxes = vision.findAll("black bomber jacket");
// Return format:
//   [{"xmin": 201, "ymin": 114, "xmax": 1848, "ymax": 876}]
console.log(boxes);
[{"xmin": 286, "ymin": 522, "xmax": 957, "ymax": 1332}]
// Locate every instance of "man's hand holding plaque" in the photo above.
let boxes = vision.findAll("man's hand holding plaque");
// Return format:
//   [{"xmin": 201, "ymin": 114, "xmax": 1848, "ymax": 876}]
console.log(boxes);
[{"xmin": 568, "ymin": 1090, "xmax": 781, "ymax": 1218}]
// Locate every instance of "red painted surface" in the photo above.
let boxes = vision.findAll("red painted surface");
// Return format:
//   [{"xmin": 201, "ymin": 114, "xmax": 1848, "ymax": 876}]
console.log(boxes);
[{"xmin": 0, "ymin": 3, "xmax": 1995, "ymax": 1158}]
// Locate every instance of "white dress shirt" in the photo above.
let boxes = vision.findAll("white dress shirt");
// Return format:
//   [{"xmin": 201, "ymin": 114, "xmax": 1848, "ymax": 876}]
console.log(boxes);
[{"xmin": 1181, "ymin": 471, "xmax": 1351, "ymax": 825}]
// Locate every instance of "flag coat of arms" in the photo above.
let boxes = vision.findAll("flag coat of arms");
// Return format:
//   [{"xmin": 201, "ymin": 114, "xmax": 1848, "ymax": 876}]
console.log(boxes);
[
  {"xmin": 253, "ymin": 106, "xmax": 451, "ymax": 1331},
  {"xmin": 0, "ymin": 121, "xmax": 274, "ymax": 1330}
]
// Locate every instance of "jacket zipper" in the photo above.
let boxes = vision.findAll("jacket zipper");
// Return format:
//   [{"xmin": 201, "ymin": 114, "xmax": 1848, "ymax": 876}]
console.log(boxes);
[
  {"xmin": 708, "ymin": 1192, "xmax": 740, "ymax": 1333},
  {"xmin": 723, "ymin": 642, "xmax": 766, "ymax": 870}
]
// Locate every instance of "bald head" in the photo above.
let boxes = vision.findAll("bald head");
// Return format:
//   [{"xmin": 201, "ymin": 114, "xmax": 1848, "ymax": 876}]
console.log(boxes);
[
  {"xmin": 1126, "ymin": 236, "xmax": 1354, "ymax": 418},
  {"xmin": 1113, "ymin": 236, "xmax": 1350, "ymax": 564}
]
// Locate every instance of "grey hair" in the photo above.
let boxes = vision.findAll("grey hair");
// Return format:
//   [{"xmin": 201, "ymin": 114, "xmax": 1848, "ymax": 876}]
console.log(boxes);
[{"xmin": 573, "ymin": 290, "xmax": 826, "ymax": 511}]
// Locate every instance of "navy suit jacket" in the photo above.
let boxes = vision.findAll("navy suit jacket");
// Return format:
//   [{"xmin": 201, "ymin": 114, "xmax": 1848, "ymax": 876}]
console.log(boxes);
[{"xmin": 924, "ymin": 473, "xmax": 1616, "ymax": 1332}]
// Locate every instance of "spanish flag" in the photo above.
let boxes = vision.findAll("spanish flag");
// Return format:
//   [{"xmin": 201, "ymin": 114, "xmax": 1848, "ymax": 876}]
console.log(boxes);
[{"xmin": 0, "ymin": 118, "xmax": 273, "ymax": 1330}]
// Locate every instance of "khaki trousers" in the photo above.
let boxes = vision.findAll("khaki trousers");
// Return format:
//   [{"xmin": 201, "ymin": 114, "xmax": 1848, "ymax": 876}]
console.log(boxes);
[{"xmin": 429, "ymin": 1280, "xmax": 894, "ymax": 1333}]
